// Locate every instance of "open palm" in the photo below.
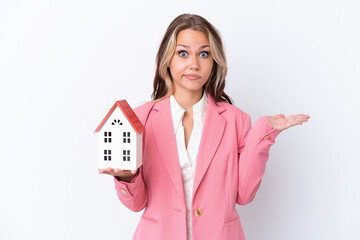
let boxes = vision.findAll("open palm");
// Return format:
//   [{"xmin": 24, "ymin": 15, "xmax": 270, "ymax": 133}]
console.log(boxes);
[{"xmin": 264, "ymin": 114, "xmax": 310, "ymax": 131}]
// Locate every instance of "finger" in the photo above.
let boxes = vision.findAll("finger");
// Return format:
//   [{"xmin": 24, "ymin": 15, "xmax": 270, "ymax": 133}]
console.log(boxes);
[
  {"xmin": 289, "ymin": 121, "xmax": 305, "ymax": 127},
  {"xmin": 287, "ymin": 114, "xmax": 310, "ymax": 119},
  {"xmin": 286, "ymin": 115, "xmax": 308, "ymax": 122},
  {"xmin": 99, "ymin": 169, "xmax": 106, "ymax": 174},
  {"xmin": 276, "ymin": 114, "xmax": 285, "ymax": 118},
  {"xmin": 292, "ymin": 115, "xmax": 310, "ymax": 122},
  {"xmin": 114, "ymin": 168, "xmax": 122, "ymax": 174},
  {"xmin": 295, "ymin": 114, "xmax": 310, "ymax": 118}
]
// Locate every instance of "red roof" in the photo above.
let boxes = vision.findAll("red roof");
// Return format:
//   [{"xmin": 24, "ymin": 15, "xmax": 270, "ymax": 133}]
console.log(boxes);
[{"xmin": 94, "ymin": 100, "xmax": 145, "ymax": 134}]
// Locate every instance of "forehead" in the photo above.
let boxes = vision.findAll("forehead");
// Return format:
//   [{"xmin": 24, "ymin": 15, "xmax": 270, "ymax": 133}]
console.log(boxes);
[{"xmin": 176, "ymin": 29, "xmax": 209, "ymax": 46}]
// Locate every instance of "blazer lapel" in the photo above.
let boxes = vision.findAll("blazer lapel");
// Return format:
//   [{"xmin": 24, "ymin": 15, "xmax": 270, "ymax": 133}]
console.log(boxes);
[
  {"xmin": 192, "ymin": 92, "xmax": 226, "ymax": 199},
  {"xmin": 150, "ymin": 93, "xmax": 227, "ymax": 206},
  {"xmin": 150, "ymin": 97, "xmax": 185, "ymax": 205}
]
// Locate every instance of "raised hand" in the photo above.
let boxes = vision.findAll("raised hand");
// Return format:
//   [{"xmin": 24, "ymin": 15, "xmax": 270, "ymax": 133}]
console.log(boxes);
[{"xmin": 263, "ymin": 114, "xmax": 310, "ymax": 131}]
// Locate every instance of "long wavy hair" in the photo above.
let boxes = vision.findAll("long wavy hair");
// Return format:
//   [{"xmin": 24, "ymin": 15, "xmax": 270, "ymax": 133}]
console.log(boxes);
[{"xmin": 150, "ymin": 13, "xmax": 233, "ymax": 105}]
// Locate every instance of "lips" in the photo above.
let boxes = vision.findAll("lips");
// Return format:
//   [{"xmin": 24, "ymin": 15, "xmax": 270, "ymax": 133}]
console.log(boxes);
[{"xmin": 184, "ymin": 74, "xmax": 201, "ymax": 80}]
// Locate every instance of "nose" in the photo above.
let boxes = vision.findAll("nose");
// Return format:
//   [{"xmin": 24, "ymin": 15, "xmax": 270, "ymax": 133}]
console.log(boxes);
[{"xmin": 189, "ymin": 56, "xmax": 199, "ymax": 70}]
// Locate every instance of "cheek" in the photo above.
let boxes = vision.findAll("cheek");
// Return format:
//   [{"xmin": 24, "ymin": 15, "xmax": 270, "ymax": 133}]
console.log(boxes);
[
  {"xmin": 170, "ymin": 63, "xmax": 186, "ymax": 76},
  {"xmin": 205, "ymin": 62, "xmax": 214, "ymax": 76},
  {"xmin": 169, "ymin": 67, "xmax": 183, "ymax": 81}
]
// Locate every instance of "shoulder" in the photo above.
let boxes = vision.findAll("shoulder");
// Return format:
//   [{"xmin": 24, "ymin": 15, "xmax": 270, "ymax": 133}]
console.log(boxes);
[
  {"xmin": 134, "ymin": 101, "xmax": 155, "ymax": 114},
  {"xmin": 133, "ymin": 101, "xmax": 156, "ymax": 126},
  {"xmin": 217, "ymin": 100, "xmax": 250, "ymax": 121}
]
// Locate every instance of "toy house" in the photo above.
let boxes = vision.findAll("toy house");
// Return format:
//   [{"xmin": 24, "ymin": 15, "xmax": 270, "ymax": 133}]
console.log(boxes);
[{"xmin": 94, "ymin": 100, "xmax": 145, "ymax": 170}]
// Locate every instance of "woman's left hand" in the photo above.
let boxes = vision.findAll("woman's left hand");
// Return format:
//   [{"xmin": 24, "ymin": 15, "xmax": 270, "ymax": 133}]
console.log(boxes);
[{"xmin": 263, "ymin": 114, "xmax": 310, "ymax": 131}]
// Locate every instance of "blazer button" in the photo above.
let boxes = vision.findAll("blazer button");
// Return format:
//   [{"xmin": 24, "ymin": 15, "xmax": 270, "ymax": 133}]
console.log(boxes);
[
  {"xmin": 263, "ymin": 135, "xmax": 270, "ymax": 140},
  {"xmin": 194, "ymin": 209, "xmax": 202, "ymax": 216},
  {"xmin": 120, "ymin": 189, "xmax": 127, "ymax": 194}
]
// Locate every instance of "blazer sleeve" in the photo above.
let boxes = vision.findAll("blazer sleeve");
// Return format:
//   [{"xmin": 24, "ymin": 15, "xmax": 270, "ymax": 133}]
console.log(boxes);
[
  {"xmin": 236, "ymin": 113, "xmax": 282, "ymax": 205},
  {"xmin": 113, "ymin": 165, "xmax": 148, "ymax": 212}
]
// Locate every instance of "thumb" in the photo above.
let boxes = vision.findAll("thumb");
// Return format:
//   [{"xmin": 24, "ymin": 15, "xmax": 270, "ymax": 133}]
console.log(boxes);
[{"xmin": 131, "ymin": 169, "xmax": 138, "ymax": 175}]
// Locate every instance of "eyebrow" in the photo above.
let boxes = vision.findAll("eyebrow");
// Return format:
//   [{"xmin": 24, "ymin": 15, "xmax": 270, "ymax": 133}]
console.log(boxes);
[{"xmin": 176, "ymin": 44, "xmax": 210, "ymax": 49}]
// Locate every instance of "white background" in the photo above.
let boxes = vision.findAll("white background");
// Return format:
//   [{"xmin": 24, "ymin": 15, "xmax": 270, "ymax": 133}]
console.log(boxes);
[{"xmin": 1, "ymin": 0, "xmax": 359, "ymax": 239}]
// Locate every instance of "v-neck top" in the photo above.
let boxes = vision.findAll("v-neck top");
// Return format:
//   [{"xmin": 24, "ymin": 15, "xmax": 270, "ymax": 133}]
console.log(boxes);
[{"xmin": 169, "ymin": 91, "xmax": 208, "ymax": 240}]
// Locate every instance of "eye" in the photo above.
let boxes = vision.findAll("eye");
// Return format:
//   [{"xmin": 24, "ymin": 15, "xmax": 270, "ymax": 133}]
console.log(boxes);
[
  {"xmin": 200, "ymin": 51, "xmax": 209, "ymax": 57},
  {"xmin": 178, "ymin": 51, "xmax": 188, "ymax": 57}
]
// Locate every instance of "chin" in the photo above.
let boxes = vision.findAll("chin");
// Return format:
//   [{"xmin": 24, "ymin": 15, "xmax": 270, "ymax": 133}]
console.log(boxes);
[
  {"xmin": 173, "ymin": 80, "xmax": 206, "ymax": 94},
  {"xmin": 184, "ymin": 85, "xmax": 204, "ymax": 93}
]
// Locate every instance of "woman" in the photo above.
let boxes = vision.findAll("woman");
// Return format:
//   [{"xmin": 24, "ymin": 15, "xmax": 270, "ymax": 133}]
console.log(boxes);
[{"xmin": 99, "ymin": 13, "xmax": 310, "ymax": 240}]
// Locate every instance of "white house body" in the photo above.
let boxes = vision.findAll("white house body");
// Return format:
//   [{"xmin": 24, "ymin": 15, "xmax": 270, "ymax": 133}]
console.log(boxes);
[{"xmin": 95, "ymin": 101, "xmax": 144, "ymax": 171}]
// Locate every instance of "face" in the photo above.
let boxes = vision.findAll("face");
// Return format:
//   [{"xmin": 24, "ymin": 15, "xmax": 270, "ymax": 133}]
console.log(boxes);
[{"xmin": 168, "ymin": 29, "xmax": 213, "ymax": 97}]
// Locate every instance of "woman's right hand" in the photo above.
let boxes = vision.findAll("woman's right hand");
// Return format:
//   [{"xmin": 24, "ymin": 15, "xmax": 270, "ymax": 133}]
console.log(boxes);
[{"xmin": 99, "ymin": 167, "xmax": 138, "ymax": 183}]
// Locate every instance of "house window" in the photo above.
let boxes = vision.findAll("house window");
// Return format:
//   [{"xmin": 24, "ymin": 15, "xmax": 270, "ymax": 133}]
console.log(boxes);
[
  {"xmin": 104, "ymin": 131, "xmax": 112, "ymax": 143},
  {"xmin": 122, "ymin": 150, "xmax": 130, "ymax": 161},
  {"xmin": 123, "ymin": 132, "xmax": 130, "ymax": 143},
  {"xmin": 104, "ymin": 149, "xmax": 112, "ymax": 161}
]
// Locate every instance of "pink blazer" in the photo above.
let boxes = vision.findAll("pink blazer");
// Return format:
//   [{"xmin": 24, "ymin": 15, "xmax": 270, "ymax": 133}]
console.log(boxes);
[{"xmin": 113, "ymin": 92, "xmax": 282, "ymax": 240}]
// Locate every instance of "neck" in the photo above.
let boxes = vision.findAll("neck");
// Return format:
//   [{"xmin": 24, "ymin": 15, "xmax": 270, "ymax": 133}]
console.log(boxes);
[{"xmin": 173, "ymin": 89, "xmax": 204, "ymax": 110}]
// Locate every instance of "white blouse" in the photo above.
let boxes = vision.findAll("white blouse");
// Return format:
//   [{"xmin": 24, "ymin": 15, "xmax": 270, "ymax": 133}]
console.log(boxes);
[{"xmin": 169, "ymin": 91, "xmax": 208, "ymax": 240}]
